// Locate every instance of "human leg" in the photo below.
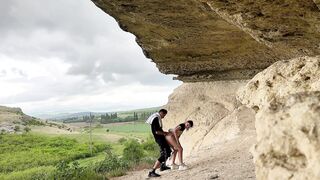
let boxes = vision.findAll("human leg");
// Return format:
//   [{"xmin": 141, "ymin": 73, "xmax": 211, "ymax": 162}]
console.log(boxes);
[{"xmin": 165, "ymin": 135, "xmax": 179, "ymax": 165}]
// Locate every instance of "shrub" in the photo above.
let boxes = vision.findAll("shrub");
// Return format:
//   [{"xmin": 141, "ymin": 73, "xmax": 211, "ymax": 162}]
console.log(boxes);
[
  {"xmin": 23, "ymin": 126, "xmax": 31, "ymax": 133},
  {"xmin": 23, "ymin": 119, "xmax": 45, "ymax": 126},
  {"xmin": 122, "ymin": 139, "xmax": 144, "ymax": 164},
  {"xmin": 14, "ymin": 126, "xmax": 20, "ymax": 132},
  {"xmin": 141, "ymin": 136, "xmax": 159, "ymax": 158},
  {"xmin": 0, "ymin": 129, "xmax": 6, "ymax": 135},
  {"xmin": 54, "ymin": 161, "xmax": 104, "ymax": 180},
  {"xmin": 95, "ymin": 124, "xmax": 103, "ymax": 128},
  {"xmin": 95, "ymin": 149, "xmax": 128, "ymax": 176},
  {"xmin": 118, "ymin": 138, "xmax": 127, "ymax": 144}
]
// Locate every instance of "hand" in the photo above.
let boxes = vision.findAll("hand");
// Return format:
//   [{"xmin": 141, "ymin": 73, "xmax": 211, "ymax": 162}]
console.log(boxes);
[{"xmin": 164, "ymin": 132, "xmax": 171, "ymax": 136}]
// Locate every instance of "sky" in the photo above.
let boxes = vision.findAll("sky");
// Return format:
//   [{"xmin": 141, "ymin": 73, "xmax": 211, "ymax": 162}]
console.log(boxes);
[{"xmin": 0, "ymin": 0, "xmax": 181, "ymax": 116}]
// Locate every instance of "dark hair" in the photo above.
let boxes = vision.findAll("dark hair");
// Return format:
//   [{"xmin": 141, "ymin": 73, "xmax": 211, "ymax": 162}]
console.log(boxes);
[
  {"xmin": 159, "ymin": 109, "xmax": 168, "ymax": 114},
  {"xmin": 187, "ymin": 120, "xmax": 193, "ymax": 127}
]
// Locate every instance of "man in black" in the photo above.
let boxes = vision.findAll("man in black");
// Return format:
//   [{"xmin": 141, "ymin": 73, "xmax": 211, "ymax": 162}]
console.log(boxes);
[{"xmin": 148, "ymin": 109, "xmax": 172, "ymax": 177}]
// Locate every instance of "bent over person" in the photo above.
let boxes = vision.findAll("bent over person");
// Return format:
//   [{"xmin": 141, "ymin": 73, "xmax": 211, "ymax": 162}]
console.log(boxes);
[{"xmin": 146, "ymin": 109, "xmax": 172, "ymax": 177}]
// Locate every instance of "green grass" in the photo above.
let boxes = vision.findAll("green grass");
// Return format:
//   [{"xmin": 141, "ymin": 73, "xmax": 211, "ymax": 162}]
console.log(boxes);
[
  {"xmin": 0, "ymin": 166, "xmax": 55, "ymax": 180},
  {"xmin": 0, "ymin": 122, "xmax": 156, "ymax": 180},
  {"xmin": 0, "ymin": 134, "xmax": 108, "ymax": 179},
  {"xmin": 104, "ymin": 122, "xmax": 150, "ymax": 133}
]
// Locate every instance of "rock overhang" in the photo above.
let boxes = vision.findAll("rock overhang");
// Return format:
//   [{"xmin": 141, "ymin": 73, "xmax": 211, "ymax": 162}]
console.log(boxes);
[{"xmin": 92, "ymin": 0, "xmax": 320, "ymax": 81}]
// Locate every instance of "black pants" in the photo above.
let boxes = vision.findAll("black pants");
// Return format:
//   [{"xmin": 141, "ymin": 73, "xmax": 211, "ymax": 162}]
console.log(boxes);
[{"xmin": 155, "ymin": 137, "xmax": 172, "ymax": 163}]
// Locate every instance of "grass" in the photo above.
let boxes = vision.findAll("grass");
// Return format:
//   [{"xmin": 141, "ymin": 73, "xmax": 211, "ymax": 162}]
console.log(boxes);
[
  {"xmin": 0, "ymin": 134, "xmax": 108, "ymax": 179},
  {"xmin": 104, "ymin": 122, "xmax": 150, "ymax": 133},
  {"xmin": 0, "ymin": 122, "xmax": 156, "ymax": 180},
  {"xmin": 0, "ymin": 166, "xmax": 55, "ymax": 180}
]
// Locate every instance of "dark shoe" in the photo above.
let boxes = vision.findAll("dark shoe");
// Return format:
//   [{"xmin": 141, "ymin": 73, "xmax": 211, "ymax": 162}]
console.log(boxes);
[
  {"xmin": 160, "ymin": 164, "xmax": 171, "ymax": 171},
  {"xmin": 148, "ymin": 171, "xmax": 161, "ymax": 177}
]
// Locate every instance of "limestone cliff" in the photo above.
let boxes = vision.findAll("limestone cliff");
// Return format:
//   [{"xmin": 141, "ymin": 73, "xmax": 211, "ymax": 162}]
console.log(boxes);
[
  {"xmin": 92, "ymin": 0, "xmax": 320, "ymax": 81},
  {"xmin": 91, "ymin": 1, "xmax": 320, "ymax": 179},
  {"xmin": 239, "ymin": 56, "xmax": 320, "ymax": 179},
  {"xmin": 163, "ymin": 81, "xmax": 255, "ymax": 156}
]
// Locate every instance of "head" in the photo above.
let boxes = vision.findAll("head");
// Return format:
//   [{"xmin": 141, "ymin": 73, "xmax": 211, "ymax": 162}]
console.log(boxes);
[
  {"xmin": 185, "ymin": 120, "xmax": 194, "ymax": 130},
  {"xmin": 159, "ymin": 109, "xmax": 168, "ymax": 118}
]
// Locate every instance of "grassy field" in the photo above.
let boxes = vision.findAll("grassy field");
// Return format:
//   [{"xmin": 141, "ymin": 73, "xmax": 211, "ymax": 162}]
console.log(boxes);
[
  {"xmin": 0, "ymin": 134, "xmax": 107, "ymax": 179},
  {"xmin": 0, "ymin": 121, "xmax": 155, "ymax": 179}
]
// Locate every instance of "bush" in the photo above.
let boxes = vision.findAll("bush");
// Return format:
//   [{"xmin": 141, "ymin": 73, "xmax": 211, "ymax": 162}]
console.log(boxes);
[
  {"xmin": 122, "ymin": 139, "xmax": 144, "ymax": 164},
  {"xmin": 14, "ymin": 126, "xmax": 20, "ymax": 132},
  {"xmin": 54, "ymin": 161, "xmax": 104, "ymax": 180},
  {"xmin": 23, "ymin": 119, "xmax": 45, "ymax": 126},
  {"xmin": 23, "ymin": 126, "xmax": 31, "ymax": 133},
  {"xmin": 95, "ymin": 124, "xmax": 103, "ymax": 128},
  {"xmin": 95, "ymin": 149, "xmax": 128, "ymax": 176},
  {"xmin": 141, "ymin": 136, "xmax": 159, "ymax": 158},
  {"xmin": 118, "ymin": 138, "xmax": 127, "ymax": 144}
]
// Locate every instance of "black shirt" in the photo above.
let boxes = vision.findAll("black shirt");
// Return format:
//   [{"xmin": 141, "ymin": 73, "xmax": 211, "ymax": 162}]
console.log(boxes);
[
  {"xmin": 178, "ymin": 123, "xmax": 186, "ymax": 132},
  {"xmin": 151, "ymin": 117, "xmax": 165, "ymax": 140}
]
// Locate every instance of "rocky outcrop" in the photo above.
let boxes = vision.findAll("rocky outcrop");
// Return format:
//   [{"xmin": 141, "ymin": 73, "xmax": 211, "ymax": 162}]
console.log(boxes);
[
  {"xmin": 238, "ymin": 56, "xmax": 320, "ymax": 110},
  {"xmin": 163, "ymin": 81, "xmax": 255, "ymax": 156},
  {"xmin": 91, "ymin": 1, "xmax": 320, "ymax": 179},
  {"xmin": 253, "ymin": 92, "xmax": 320, "ymax": 180},
  {"xmin": 239, "ymin": 56, "xmax": 320, "ymax": 180},
  {"xmin": 0, "ymin": 106, "xmax": 37, "ymax": 133},
  {"xmin": 92, "ymin": 0, "xmax": 320, "ymax": 81}
]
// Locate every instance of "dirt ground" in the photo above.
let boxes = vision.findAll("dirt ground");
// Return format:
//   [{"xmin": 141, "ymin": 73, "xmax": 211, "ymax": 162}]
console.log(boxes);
[{"xmin": 113, "ymin": 131, "xmax": 256, "ymax": 180}]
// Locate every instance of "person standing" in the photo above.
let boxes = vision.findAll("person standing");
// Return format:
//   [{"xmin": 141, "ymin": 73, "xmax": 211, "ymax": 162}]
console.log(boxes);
[{"xmin": 146, "ymin": 109, "xmax": 172, "ymax": 177}]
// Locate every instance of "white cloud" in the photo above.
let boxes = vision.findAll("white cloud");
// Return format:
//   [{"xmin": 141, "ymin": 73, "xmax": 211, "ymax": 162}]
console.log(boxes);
[{"xmin": 0, "ymin": 0, "xmax": 181, "ymax": 115}]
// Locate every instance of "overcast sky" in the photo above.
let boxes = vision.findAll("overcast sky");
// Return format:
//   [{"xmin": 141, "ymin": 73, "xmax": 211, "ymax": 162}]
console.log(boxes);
[{"xmin": 0, "ymin": 0, "xmax": 181, "ymax": 116}]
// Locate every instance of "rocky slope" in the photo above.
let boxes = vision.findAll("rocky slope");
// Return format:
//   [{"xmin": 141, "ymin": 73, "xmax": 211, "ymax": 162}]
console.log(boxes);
[
  {"xmin": 92, "ymin": 0, "xmax": 320, "ymax": 81},
  {"xmin": 0, "ymin": 105, "xmax": 40, "ymax": 133}
]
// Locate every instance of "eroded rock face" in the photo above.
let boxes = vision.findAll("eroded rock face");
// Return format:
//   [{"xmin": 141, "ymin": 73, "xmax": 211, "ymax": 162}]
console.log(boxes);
[
  {"xmin": 238, "ymin": 56, "xmax": 320, "ymax": 109},
  {"xmin": 162, "ymin": 81, "xmax": 255, "ymax": 156},
  {"xmin": 239, "ymin": 56, "xmax": 320, "ymax": 180},
  {"xmin": 92, "ymin": 0, "xmax": 320, "ymax": 81},
  {"xmin": 253, "ymin": 92, "xmax": 320, "ymax": 180}
]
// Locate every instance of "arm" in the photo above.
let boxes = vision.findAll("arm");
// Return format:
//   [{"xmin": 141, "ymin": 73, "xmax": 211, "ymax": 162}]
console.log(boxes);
[{"xmin": 152, "ymin": 117, "xmax": 170, "ymax": 136}]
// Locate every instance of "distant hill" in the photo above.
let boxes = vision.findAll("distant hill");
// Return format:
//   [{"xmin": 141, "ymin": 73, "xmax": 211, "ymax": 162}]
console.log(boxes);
[
  {"xmin": 0, "ymin": 106, "xmax": 33, "ymax": 124},
  {"xmin": 36, "ymin": 107, "xmax": 161, "ymax": 122},
  {"xmin": 0, "ymin": 105, "xmax": 46, "ymax": 133}
]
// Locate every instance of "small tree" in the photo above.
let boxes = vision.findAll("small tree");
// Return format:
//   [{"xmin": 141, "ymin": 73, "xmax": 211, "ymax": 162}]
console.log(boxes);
[
  {"xmin": 24, "ymin": 126, "xmax": 31, "ymax": 133},
  {"xmin": 123, "ymin": 139, "xmax": 144, "ymax": 164},
  {"xmin": 0, "ymin": 129, "xmax": 6, "ymax": 135},
  {"xmin": 14, "ymin": 125, "xmax": 20, "ymax": 132}
]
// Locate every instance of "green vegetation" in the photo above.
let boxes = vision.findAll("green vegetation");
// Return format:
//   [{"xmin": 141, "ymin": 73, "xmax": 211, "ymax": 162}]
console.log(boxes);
[
  {"xmin": 61, "ymin": 107, "xmax": 159, "ymax": 124},
  {"xmin": 0, "ymin": 134, "xmax": 107, "ymax": 174},
  {"xmin": 104, "ymin": 122, "xmax": 150, "ymax": 133},
  {"xmin": 0, "ymin": 120, "xmax": 159, "ymax": 180}
]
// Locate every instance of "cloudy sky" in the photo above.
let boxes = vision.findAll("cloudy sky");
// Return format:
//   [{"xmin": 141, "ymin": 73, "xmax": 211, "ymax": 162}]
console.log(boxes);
[{"xmin": 0, "ymin": 0, "xmax": 181, "ymax": 116}]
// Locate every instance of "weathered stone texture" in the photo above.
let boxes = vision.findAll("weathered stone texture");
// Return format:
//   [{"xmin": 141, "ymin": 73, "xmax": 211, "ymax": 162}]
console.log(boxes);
[
  {"xmin": 92, "ymin": 0, "xmax": 320, "ymax": 81},
  {"xmin": 163, "ymin": 81, "xmax": 255, "ymax": 156},
  {"xmin": 239, "ymin": 56, "xmax": 320, "ymax": 180},
  {"xmin": 238, "ymin": 56, "xmax": 320, "ymax": 109},
  {"xmin": 253, "ymin": 92, "xmax": 320, "ymax": 180}
]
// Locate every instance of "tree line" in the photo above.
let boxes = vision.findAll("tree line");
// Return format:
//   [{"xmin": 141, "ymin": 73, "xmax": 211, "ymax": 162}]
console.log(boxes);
[{"xmin": 62, "ymin": 111, "xmax": 156, "ymax": 124}]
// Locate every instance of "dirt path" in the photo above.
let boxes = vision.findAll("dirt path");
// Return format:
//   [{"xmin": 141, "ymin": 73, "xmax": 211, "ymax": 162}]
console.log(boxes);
[{"xmin": 113, "ymin": 131, "xmax": 256, "ymax": 180}]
